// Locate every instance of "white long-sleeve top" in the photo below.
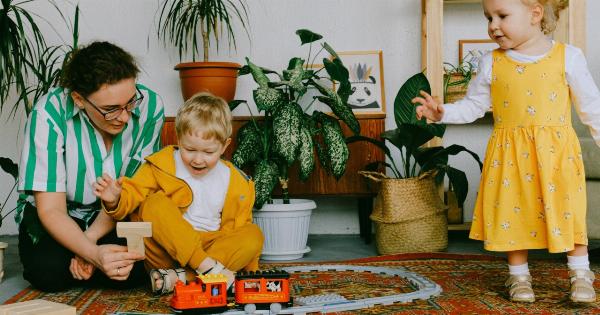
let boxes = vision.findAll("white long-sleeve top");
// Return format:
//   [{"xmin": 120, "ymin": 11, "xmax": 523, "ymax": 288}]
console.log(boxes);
[{"xmin": 440, "ymin": 43, "xmax": 600, "ymax": 146}]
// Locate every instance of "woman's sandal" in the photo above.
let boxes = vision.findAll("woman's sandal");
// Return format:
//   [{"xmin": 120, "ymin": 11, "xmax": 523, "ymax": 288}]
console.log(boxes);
[{"xmin": 149, "ymin": 268, "xmax": 186, "ymax": 295}]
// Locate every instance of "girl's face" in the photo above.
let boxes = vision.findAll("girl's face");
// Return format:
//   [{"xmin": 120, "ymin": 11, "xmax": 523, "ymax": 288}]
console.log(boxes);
[
  {"xmin": 483, "ymin": 0, "xmax": 543, "ymax": 51},
  {"xmin": 71, "ymin": 78, "xmax": 137, "ymax": 137},
  {"xmin": 178, "ymin": 131, "xmax": 231, "ymax": 178}
]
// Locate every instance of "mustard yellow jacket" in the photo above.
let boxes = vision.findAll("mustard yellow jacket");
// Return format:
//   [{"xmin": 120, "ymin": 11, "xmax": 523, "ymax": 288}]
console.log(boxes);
[{"xmin": 105, "ymin": 145, "xmax": 255, "ymax": 231}]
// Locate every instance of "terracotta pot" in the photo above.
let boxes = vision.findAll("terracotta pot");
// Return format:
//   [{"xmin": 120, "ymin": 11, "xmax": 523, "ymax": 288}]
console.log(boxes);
[{"xmin": 174, "ymin": 62, "xmax": 241, "ymax": 102}]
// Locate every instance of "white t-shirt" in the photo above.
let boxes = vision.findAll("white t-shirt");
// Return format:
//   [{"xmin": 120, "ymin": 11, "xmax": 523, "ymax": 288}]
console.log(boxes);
[
  {"xmin": 441, "ymin": 43, "xmax": 600, "ymax": 146},
  {"xmin": 174, "ymin": 150, "xmax": 231, "ymax": 232}
]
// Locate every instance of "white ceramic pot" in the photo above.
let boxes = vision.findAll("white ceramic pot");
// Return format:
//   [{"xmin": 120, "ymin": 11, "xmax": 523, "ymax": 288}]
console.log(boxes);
[
  {"xmin": 0, "ymin": 241, "xmax": 7, "ymax": 283},
  {"xmin": 253, "ymin": 199, "xmax": 316, "ymax": 261}
]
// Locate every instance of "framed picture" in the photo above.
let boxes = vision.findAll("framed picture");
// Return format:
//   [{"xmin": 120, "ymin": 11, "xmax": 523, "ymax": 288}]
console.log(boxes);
[
  {"xmin": 458, "ymin": 40, "xmax": 499, "ymax": 73},
  {"xmin": 335, "ymin": 50, "xmax": 386, "ymax": 117}
]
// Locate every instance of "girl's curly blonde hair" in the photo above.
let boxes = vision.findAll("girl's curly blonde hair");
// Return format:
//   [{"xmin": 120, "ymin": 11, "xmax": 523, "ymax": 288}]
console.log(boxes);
[{"xmin": 523, "ymin": 0, "xmax": 569, "ymax": 34}]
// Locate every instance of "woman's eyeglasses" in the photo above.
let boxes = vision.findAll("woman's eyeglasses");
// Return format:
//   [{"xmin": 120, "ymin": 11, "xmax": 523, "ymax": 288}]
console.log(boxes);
[{"xmin": 82, "ymin": 87, "xmax": 144, "ymax": 121}]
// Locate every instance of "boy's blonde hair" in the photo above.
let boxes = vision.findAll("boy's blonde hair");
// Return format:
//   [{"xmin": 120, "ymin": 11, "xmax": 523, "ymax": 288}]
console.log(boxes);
[
  {"xmin": 522, "ymin": 0, "xmax": 569, "ymax": 34},
  {"xmin": 175, "ymin": 92, "xmax": 232, "ymax": 143}
]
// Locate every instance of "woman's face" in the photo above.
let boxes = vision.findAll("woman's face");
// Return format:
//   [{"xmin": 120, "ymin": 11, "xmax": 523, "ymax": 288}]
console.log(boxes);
[{"xmin": 71, "ymin": 78, "xmax": 137, "ymax": 137}]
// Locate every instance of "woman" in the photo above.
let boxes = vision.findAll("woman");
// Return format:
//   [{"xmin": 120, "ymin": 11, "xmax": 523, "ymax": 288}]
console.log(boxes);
[{"xmin": 16, "ymin": 41, "xmax": 165, "ymax": 292}]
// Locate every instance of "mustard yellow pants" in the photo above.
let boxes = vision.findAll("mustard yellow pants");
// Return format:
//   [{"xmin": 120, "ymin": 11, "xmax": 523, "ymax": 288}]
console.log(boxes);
[{"xmin": 134, "ymin": 192, "xmax": 263, "ymax": 281}]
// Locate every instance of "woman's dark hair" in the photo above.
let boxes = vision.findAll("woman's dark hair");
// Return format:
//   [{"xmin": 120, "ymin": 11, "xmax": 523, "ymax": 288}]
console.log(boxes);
[{"xmin": 60, "ymin": 41, "xmax": 140, "ymax": 96}]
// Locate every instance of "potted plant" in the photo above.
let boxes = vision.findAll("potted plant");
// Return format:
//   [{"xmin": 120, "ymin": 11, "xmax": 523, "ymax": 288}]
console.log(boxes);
[
  {"xmin": 0, "ymin": 157, "xmax": 18, "ymax": 283},
  {"xmin": 156, "ymin": 0, "xmax": 250, "ymax": 101},
  {"xmin": 231, "ymin": 29, "xmax": 360, "ymax": 260},
  {"xmin": 443, "ymin": 61, "xmax": 474, "ymax": 104},
  {"xmin": 349, "ymin": 72, "xmax": 483, "ymax": 254}
]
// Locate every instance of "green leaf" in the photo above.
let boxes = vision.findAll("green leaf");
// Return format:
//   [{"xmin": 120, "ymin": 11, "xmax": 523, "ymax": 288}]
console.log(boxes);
[
  {"xmin": 312, "ymin": 81, "xmax": 360, "ymax": 135},
  {"xmin": 282, "ymin": 57, "xmax": 307, "ymax": 95},
  {"xmin": 346, "ymin": 135, "xmax": 391, "ymax": 159},
  {"xmin": 446, "ymin": 167, "xmax": 469, "ymax": 207},
  {"xmin": 273, "ymin": 102, "xmax": 302, "ymax": 165},
  {"xmin": 253, "ymin": 87, "xmax": 284, "ymax": 112},
  {"xmin": 246, "ymin": 57, "xmax": 270, "ymax": 88},
  {"xmin": 0, "ymin": 157, "xmax": 18, "ymax": 180},
  {"xmin": 298, "ymin": 125, "xmax": 315, "ymax": 181},
  {"xmin": 394, "ymin": 72, "xmax": 446, "ymax": 138},
  {"xmin": 295, "ymin": 29, "xmax": 323, "ymax": 45},
  {"xmin": 253, "ymin": 160, "xmax": 279, "ymax": 209},
  {"xmin": 320, "ymin": 114, "xmax": 349, "ymax": 179},
  {"xmin": 228, "ymin": 100, "xmax": 246, "ymax": 112},
  {"xmin": 232, "ymin": 123, "xmax": 263, "ymax": 168}
]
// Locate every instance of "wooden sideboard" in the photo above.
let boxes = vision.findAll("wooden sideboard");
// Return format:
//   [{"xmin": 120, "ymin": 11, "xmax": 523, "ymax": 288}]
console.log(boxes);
[{"xmin": 161, "ymin": 116, "xmax": 385, "ymax": 242}]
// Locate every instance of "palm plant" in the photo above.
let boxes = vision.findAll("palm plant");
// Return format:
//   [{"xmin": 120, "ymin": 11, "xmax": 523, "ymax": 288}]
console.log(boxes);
[
  {"xmin": 231, "ymin": 29, "xmax": 360, "ymax": 209},
  {"xmin": 0, "ymin": 0, "xmax": 67, "ymax": 115},
  {"xmin": 157, "ymin": 0, "xmax": 250, "ymax": 62}
]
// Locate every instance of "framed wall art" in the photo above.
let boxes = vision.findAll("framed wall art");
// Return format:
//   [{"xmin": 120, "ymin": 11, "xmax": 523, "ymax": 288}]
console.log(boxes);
[{"xmin": 335, "ymin": 50, "xmax": 386, "ymax": 117}]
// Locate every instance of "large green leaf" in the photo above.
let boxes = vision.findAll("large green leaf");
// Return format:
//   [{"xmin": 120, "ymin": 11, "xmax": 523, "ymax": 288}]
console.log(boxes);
[
  {"xmin": 320, "ymin": 114, "xmax": 349, "ymax": 179},
  {"xmin": 253, "ymin": 160, "xmax": 279, "ymax": 209},
  {"xmin": 381, "ymin": 125, "xmax": 434, "ymax": 153},
  {"xmin": 295, "ymin": 29, "xmax": 323, "ymax": 45},
  {"xmin": 253, "ymin": 87, "xmax": 284, "ymax": 112},
  {"xmin": 297, "ymin": 125, "xmax": 315, "ymax": 181},
  {"xmin": 394, "ymin": 72, "xmax": 445, "ymax": 138},
  {"xmin": 273, "ymin": 102, "xmax": 302, "ymax": 165},
  {"xmin": 232, "ymin": 122, "xmax": 263, "ymax": 168}
]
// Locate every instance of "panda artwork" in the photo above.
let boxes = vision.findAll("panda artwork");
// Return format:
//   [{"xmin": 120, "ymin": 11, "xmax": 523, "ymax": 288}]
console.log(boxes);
[{"xmin": 347, "ymin": 63, "xmax": 379, "ymax": 109}]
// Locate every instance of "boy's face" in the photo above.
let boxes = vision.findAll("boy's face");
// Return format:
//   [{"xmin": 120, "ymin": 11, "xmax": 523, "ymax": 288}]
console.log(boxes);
[
  {"xmin": 178, "ymin": 130, "xmax": 231, "ymax": 178},
  {"xmin": 483, "ymin": 0, "xmax": 543, "ymax": 51}
]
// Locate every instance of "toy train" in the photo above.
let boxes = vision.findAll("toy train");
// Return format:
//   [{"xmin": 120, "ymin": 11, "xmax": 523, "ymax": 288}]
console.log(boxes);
[{"xmin": 170, "ymin": 269, "xmax": 292, "ymax": 314}]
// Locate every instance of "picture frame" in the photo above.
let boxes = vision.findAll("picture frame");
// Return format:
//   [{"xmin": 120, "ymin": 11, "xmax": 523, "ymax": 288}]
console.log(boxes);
[
  {"xmin": 458, "ymin": 40, "xmax": 499, "ymax": 73},
  {"xmin": 334, "ymin": 50, "xmax": 386, "ymax": 117}
]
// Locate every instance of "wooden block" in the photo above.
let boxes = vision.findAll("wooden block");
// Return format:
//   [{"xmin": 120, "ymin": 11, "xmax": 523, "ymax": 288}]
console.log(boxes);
[
  {"xmin": 116, "ymin": 222, "xmax": 152, "ymax": 256},
  {"xmin": 0, "ymin": 299, "xmax": 75, "ymax": 315}
]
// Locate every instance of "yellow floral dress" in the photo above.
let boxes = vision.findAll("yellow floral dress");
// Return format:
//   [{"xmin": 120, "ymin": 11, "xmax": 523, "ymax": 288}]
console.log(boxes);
[{"xmin": 469, "ymin": 43, "xmax": 588, "ymax": 253}]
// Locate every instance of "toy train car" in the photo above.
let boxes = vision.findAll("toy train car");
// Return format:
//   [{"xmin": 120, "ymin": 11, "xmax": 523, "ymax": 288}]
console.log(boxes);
[{"xmin": 171, "ymin": 269, "xmax": 291, "ymax": 314}]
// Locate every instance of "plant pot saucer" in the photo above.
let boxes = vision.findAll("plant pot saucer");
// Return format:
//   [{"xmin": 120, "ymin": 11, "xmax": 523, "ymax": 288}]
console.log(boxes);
[{"xmin": 260, "ymin": 246, "xmax": 311, "ymax": 261}]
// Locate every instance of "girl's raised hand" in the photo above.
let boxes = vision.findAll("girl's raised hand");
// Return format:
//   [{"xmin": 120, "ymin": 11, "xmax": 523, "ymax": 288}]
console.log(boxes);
[
  {"xmin": 92, "ymin": 173, "xmax": 123, "ymax": 209},
  {"xmin": 412, "ymin": 90, "xmax": 444, "ymax": 122}
]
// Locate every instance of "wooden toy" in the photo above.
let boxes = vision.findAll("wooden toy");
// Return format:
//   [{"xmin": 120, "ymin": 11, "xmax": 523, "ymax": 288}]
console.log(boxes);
[
  {"xmin": 116, "ymin": 222, "xmax": 152, "ymax": 256},
  {"xmin": 0, "ymin": 299, "xmax": 75, "ymax": 315}
]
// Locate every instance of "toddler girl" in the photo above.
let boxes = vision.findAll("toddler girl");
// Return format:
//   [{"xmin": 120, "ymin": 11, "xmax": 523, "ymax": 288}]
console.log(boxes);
[{"xmin": 413, "ymin": 0, "xmax": 600, "ymax": 303}]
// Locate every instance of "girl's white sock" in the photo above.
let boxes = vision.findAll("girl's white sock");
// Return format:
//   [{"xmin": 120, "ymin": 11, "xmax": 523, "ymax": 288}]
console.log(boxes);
[
  {"xmin": 508, "ymin": 263, "xmax": 530, "ymax": 276},
  {"xmin": 567, "ymin": 254, "xmax": 590, "ymax": 271}
]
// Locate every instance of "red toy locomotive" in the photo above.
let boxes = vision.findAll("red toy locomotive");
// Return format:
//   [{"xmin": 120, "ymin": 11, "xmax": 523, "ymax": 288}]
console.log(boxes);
[{"xmin": 171, "ymin": 269, "xmax": 291, "ymax": 314}]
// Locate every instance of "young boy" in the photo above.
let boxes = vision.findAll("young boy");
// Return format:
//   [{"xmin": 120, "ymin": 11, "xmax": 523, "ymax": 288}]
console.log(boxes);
[{"xmin": 93, "ymin": 92, "xmax": 263, "ymax": 294}]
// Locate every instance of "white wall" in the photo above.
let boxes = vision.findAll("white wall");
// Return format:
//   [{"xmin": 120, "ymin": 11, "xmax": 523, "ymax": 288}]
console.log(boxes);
[{"xmin": 1, "ymin": 1, "xmax": 599, "ymax": 235}]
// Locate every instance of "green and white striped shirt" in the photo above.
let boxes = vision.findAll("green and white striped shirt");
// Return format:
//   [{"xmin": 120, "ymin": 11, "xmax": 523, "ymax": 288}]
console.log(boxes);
[{"xmin": 16, "ymin": 84, "xmax": 165, "ymax": 226}]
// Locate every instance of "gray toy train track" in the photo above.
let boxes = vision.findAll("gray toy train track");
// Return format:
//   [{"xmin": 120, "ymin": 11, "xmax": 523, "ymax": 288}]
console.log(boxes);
[{"xmin": 217, "ymin": 264, "xmax": 442, "ymax": 315}]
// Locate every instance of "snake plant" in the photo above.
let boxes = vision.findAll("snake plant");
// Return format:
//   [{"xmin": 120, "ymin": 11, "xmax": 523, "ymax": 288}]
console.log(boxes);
[{"xmin": 231, "ymin": 29, "xmax": 360, "ymax": 209}]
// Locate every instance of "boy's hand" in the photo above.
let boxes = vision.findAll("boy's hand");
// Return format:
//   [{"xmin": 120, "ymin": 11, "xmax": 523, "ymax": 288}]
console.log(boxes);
[
  {"xmin": 412, "ymin": 90, "xmax": 444, "ymax": 122},
  {"xmin": 92, "ymin": 173, "xmax": 123, "ymax": 209}
]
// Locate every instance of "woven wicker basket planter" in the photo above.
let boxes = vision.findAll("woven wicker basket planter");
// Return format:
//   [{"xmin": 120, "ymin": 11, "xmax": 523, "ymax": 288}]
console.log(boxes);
[{"xmin": 361, "ymin": 171, "xmax": 448, "ymax": 254}]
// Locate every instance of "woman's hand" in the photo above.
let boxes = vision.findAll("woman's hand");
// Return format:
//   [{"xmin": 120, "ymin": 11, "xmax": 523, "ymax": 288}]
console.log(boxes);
[
  {"xmin": 93, "ymin": 173, "xmax": 123, "ymax": 210},
  {"xmin": 412, "ymin": 90, "xmax": 444, "ymax": 122},
  {"xmin": 92, "ymin": 244, "xmax": 145, "ymax": 281},
  {"xmin": 70, "ymin": 255, "xmax": 95, "ymax": 280}
]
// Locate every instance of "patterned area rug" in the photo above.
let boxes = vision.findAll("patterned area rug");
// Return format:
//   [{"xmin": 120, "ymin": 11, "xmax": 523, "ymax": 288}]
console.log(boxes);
[{"xmin": 4, "ymin": 253, "xmax": 600, "ymax": 314}]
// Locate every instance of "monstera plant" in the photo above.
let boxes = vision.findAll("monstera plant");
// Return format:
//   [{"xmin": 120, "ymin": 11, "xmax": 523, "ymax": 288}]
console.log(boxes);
[{"xmin": 231, "ymin": 29, "xmax": 360, "ymax": 209}]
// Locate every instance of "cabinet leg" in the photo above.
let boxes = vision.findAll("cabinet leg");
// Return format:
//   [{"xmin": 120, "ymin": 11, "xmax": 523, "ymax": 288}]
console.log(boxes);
[{"xmin": 358, "ymin": 197, "xmax": 373, "ymax": 244}]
